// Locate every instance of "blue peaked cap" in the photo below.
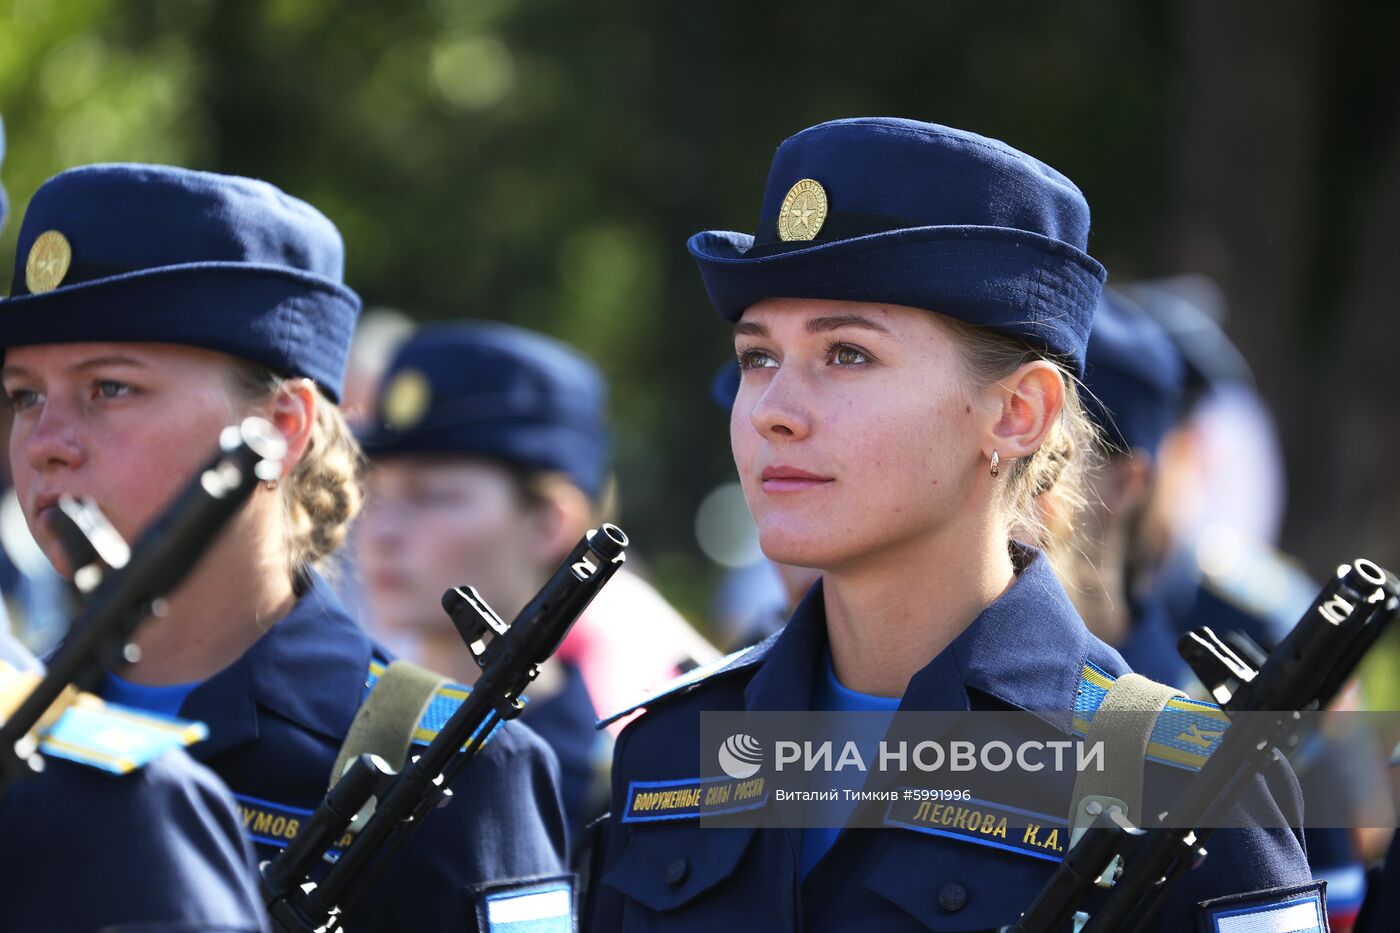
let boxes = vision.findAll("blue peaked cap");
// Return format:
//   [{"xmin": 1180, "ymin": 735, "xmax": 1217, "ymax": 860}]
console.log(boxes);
[
  {"xmin": 359, "ymin": 322, "xmax": 612, "ymax": 500},
  {"xmin": 1082, "ymin": 289, "xmax": 1185, "ymax": 456},
  {"xmin": 688, "ymin": 118, "xmax": 1107, "ymax": 374},
  {"xmin": 1, "ymin": 164, "xmax": 361, "ymax": 400}
]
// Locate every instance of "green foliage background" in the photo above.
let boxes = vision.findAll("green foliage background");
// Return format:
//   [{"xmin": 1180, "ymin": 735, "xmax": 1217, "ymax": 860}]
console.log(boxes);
[{"xmin": 2, "ymin": 2, "xmax": 1397, "ymax": 698}]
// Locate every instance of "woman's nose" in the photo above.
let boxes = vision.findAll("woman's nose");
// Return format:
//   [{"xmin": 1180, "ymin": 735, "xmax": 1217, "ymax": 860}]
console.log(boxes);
[
  {"xmin": 746, "ymin": 369, "xmax": 813, "ymax": 441},
  {"xmin": 359, "ymin": 497, "xmax": 406, "ymax": 550},
  {"xmin": 21, "ymin": 400, "xmax": 85, "ymax": 473}
]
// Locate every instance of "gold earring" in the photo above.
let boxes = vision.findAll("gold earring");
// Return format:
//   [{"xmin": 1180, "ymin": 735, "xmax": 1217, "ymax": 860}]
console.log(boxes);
[
  {"xmin": 264, "ymin": 479, "xmax": 279, "ymax": 492},
  {"xmin": 989, "ymin": 450, "xmax": 1000, "ymax": 478}
]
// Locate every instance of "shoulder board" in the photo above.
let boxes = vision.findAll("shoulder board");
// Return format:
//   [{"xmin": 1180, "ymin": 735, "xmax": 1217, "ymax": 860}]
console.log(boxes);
[
  {"xmin": 366, "ymin": 659, "xmax": 499, "ymax": 749},
  {"xmin": 597, "ymin": 631, "xmax": 778, "ymax": 730},
  {"xmin": 1072, "ymin": 661, "xmax": 1229, "ymax": 772},
  {"xmin": 40, "ymin": 700, "xmax": 208, "ymax": 774},
  {"xmin": 1198, "ymin": 539, "xmax": 1316, "ymax": 632}
]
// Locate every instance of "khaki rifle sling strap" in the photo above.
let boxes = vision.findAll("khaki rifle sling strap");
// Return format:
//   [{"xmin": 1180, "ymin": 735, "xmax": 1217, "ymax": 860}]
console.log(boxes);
[
  {"xmin": 330, "ymin": 659, "xmax": 448, "ymax": 789},
  {"xmin": 1069, "ymin": 673, "xmax": 1185, "ymax": 830}
]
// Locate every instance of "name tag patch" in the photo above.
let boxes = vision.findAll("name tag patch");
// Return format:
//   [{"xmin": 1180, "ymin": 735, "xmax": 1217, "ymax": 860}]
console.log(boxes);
[
  {"xmin": 623, "ymin": 775, "xmax": 769, "ymax": 823},
  {"xmin": 1197, "ymin": 881, "xmax": 1329, "ymax": 933},
  {"xmin": 232, "ymin": 793, "xmax": 352, "ymax": 857},
  {"xmin": 475, "ymin": 876, "xmax": 574, "ymax": 933},
  {"xmin": 883, "ymin": 796, "xmax": 1068, "ymax": 863}
]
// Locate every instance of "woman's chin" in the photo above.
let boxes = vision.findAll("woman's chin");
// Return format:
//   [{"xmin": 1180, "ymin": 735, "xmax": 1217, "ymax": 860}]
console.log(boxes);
[
  {"xmin": 757, "ymin": 530, "xmax": 839, "ymax": 572},
  {"xmin": 365, "ymin": 598, "xmax": 438, "ymax": 636},
  {"xmin": 34, "ymin": 541, "xmax": 74, "ymax": 582}
]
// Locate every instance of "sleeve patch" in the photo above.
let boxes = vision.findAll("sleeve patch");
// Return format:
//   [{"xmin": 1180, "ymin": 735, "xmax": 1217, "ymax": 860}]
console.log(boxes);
[
  {"xmin": 476, "ymin": 876, "xmax": 575, "ymax": 933},
  {"xmin": 1198, "ymin": 881, "xmax": 1329, "ymax": 933},
  {"xmin": 1073, "ymin": 663, "xmax": 1230, "ymax": 771}
]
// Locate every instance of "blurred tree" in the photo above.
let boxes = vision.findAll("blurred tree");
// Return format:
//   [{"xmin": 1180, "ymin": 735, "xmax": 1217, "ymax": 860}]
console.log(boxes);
[
  {"xmin": 0, "ymin": 0, "xmax": 1392, "ymax": 624},
  {"xmin": 1171, "ymin": 0, "xmax": 1400, "ymax": 573}
]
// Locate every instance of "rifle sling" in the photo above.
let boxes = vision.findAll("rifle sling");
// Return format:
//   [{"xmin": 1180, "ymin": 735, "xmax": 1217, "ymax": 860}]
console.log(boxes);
[
  {"xmin": 330, "ymin": 659, "xmax": 447, "ymax": 788},
  {"xmin": 1070, "ymin": 673, "xmax": 1185, "ymax": 826}
]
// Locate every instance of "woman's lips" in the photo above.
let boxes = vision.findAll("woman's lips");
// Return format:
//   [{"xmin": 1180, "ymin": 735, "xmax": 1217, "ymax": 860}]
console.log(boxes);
[
  {"xmin": 369, "ymin": 569, "xmax": 413, "ymax": 591},
  {"xmin": 760, "ymin": 466, "xmax": 834, "ymax": 493}
]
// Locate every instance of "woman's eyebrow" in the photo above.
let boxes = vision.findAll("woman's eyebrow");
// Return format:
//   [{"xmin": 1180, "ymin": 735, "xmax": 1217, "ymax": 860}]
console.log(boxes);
[
  {"xmin": 73, "ymin": 355, "xmax": 149, "ymax": 371},
  {"xmin": 1, "ymin": 356, "xmax": 148, "ymax": 381},
  {"xmin": 805, "ymin": 314, "xmax": 890, "ymax": 335},
  {"xmin": 733, "ymin": 314, "xmax": 891, "ymax": 339}
]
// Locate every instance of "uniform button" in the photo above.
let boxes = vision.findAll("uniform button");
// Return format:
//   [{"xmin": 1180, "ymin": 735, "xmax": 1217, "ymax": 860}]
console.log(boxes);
[
  {"xmin": 665, "ymin": 858, "xmax": 689, "ymax": 886},
  {"xmin": 938, "ymin": 882, "xmax": 968, "ymax": 912}
]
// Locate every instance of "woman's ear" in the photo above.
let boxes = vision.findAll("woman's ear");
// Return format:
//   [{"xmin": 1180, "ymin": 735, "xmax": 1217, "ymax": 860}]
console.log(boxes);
[
  {"xmin": 526, "ymin": 476, "xmax": 594, "ymax": 567},
  {"xmin": 983, "ymin": 361, "xmax": 1066, "ymax": 463},
  {"xmin": 268, "ymin": 378, "xmax": 318, "ymax": 478}
]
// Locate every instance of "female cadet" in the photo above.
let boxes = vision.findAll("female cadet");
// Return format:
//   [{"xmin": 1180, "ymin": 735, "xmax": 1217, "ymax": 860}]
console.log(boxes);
[
  {"xmin": 0, "ymin": 165, "xmax": 571, "ymax": 932},
  {"xmin": 0, "ymin": 122, "xmax": 266, "ymax": 933},
  {"xmin": 586, "ymin": 119, "xmax": 1319, "ymax": 931},
  {"xmin": 354, "ymin": 322, "xmax": 717, "ymax": 846}
]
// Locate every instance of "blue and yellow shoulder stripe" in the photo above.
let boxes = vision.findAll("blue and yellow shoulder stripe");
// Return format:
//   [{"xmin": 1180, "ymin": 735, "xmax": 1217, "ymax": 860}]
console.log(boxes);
[
  {"xmin": 2, "ymin": 663, "xmax": 205, "ymax": 774},
  {"xmin": 38, "ymin": 700, "xmax": 207, "ymax": 774},
  {"xmin": 234, "ymin": 658, "xmax": 497, "ymax": 855},
  {"xmin": 3, "ymin": 679, "xmax": 205, "ymax": 777},
  {"xmin": 365, "ymin": 658, "xmax": 499, "ymax": 748},
  {"xmin": 1073, "ymin": 661, "xmax": 1229, "ymax": 771}
]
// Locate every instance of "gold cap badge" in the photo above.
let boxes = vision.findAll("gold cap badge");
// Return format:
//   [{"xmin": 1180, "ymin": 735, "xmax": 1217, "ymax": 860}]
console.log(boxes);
[
  {"xmin": 382, "ymin": 368, "xmax": 432, "ymax": 430},
  {"xmin": 25, "ymin": 230, "xmax": 73, "ymax": 294},
  {"xmin": 777, "ymin": 179, "xmax": 828, "ymax": 242}
]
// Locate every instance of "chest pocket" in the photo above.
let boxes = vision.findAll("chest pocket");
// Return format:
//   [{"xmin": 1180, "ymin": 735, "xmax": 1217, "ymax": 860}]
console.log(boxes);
[
  {"xmin": 602, "ymin": 823, "xmax": 775, "ymax": 931},
  {"xmin": 862, "ymin": 829, "xmax": 1058, "ymax": 931}
]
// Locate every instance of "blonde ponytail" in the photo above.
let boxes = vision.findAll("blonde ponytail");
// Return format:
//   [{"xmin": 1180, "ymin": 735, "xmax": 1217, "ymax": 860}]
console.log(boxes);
[{"xmin": 225, "ymin": 360, "xmax": 364, "ymax": 579}]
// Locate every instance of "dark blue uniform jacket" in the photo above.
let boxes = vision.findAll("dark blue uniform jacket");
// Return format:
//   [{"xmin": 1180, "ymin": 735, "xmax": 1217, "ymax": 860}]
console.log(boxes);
[
  {"xmin": 0, "ymin": 749, "xmax": 268, "ymax": 933},
  {"xmin": 524, "ymin": 660, "xmax": 609, "ymax": 850},
  {"xmin": 588, "ymin": 548, "xmax": 1316, "ymax": 932},
  {"xmin": 176, "ymin": 574, "xmax": 571, "ymax": 932}
]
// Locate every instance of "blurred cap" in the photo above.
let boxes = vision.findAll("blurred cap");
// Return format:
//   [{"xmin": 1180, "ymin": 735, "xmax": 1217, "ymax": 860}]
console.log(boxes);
[
  {"xmin": 710, "ymin": 360, "xmax": 741, "ymax": 410},
  {"xmin": 359, "ymin": 322, "xmax": 612, "ymax": 499},
  {"xmin": 1083, "ymin": 288, "xmax": 1185, "ymax": 456},
  {"xmin": 1119, "ymin": 275, "xmax": 1253, "ymax": 398}
]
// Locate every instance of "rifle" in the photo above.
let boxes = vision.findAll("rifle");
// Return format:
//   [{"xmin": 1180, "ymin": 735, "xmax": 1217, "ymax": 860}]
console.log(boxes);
[
  {"xmin": 0, "ymin": 418, "xmax": 287, "ymax": 792},
  {"xmin": 1011, "ymin": 557, "xmax": 1400, "ymax": 933},
  {"xmin": 260, "ymin": 522, "xmax": 631, "ymax": 932}
]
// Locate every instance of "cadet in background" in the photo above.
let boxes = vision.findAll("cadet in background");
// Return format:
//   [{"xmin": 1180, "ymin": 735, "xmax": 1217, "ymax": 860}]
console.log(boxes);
[
  {"xmin": 1068, "ymin": 285, "xmax": 1376, "ymax": 929},
  {"xmin": 355, "ymin": 322, "xmax": 718, "ymax": 847},
  {"xmin": 1053, "ymin": 288, "xmax": 1190, "ymax": 686}
]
